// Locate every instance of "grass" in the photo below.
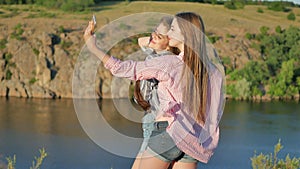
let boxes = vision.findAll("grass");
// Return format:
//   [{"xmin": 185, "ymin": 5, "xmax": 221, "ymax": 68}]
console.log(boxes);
[
  {"xmin": 1, "ymin": 1, "xmax": 300, "ymax": 34},
  {"xmin": 25, "ymin": 12, "xmax": 57, "ymax": 18},
  {"xmin": 91, "ymin": 2, "xmax": 300, "ymax": 34}
]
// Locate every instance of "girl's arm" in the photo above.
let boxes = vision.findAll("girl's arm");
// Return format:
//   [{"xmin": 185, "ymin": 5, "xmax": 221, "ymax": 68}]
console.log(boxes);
[
  {"xmin": 84, "ymin": 20, "xmax": 172, "ymax": 82},
  {"xmin": 84, "ymin": 21, "xmax": 110, "ymax": 64}
]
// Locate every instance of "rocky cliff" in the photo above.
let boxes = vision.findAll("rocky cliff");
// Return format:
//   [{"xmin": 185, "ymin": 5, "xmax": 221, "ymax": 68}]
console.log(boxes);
[{"xmin": 0, "ymin": 13, "xmax": 260, "ymax": 99}]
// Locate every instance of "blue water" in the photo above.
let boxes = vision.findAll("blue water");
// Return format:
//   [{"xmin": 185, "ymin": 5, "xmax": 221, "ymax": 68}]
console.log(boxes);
[{"xmin": 0, "ymin": 98, "xmax": 299, "ymax": 169}]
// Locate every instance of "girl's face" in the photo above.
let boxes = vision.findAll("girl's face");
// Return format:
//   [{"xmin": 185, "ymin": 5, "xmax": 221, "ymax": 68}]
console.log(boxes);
[
  {"xmin": 167, "ymin": 18, "xmax": 184, "ymax": 49},
  {"xmin": 148, "ymin": 23, "xmax": 169, "ymax": 51}
]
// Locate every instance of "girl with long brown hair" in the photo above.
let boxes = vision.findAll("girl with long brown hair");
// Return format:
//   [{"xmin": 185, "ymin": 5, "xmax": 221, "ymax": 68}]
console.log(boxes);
[{"xmin": 84, "ymin": 12, "xmax": 225, "ymax": 169}]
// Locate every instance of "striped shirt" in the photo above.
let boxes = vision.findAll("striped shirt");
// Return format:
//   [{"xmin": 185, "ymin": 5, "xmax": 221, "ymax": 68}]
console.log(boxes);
[{"xmin": 104, "ymin": 52, "xmax": 224, "ymax": 163}]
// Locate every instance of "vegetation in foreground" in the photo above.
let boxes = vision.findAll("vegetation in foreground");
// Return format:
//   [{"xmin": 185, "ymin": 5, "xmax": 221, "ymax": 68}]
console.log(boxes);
[
  {"xmin": 1, "ymin": 141, "xmax": 300, "ymax": 169},
  {"xmin": 0, "ymin": 148, "xmax": 47, "ymax": 169},
  {"xmin": 251, "ymin": 140, "xmax": 300, "ymax": 169}
]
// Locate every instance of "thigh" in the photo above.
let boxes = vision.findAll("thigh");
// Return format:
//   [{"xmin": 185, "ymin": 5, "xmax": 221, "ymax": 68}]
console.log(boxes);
[
  {"xmin": 131, "ymin": 153, "xmax": 142, "ymax": 169},
  {"xmin": 131, "ymin": 151, "xmax": 171, "ymax": 169},
  {"xmin": 171, "ymin": 161, "xmax": 197, "ymax": 169}
]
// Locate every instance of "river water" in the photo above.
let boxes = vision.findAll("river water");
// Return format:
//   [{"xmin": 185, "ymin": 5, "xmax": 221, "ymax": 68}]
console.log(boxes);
[{"xmin": 0, "ymin": 97, "xmax": 299, "ymax": 169}]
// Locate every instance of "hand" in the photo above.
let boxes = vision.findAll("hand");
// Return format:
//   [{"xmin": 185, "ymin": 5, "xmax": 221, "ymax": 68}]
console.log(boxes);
[
  {"xmin": 84, "ymin": 21, "xmax": 97, "ymax": 51},
  {"xmin": 138, "ymin": 37, "xmax": 151, "ymax": 47},
  {"xmin": 83, "ymin": 20, "xmax": 110, "ymax": 63}
]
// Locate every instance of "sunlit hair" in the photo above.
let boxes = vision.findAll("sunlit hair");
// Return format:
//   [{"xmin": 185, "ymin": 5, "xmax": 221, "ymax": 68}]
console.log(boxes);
[
  {"xmin": 175, "ymin": 12, "xmax": 209, "ymax": 125},
  {"xmin": 157, "ymin": 16, "xmax": 180, "ymax": 54},
  {"xmin": 134, "ymin": 15, "xmax": 178, "ymax": 111},
  {"xmin": 159, "ymin": 16, "xmax": 173, "ymax": 32}
]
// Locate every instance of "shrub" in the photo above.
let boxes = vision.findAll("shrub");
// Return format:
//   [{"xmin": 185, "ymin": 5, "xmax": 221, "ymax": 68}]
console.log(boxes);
[
  {"xmin": 260, "ymin": 26, "xmax": 270, "ymax": 35},
  {"xmin": 224, "ymin": 1, "xmax": 237, "ymax": 10},
  {"xmin": 10, "ymin": 23, "xmax": 24, "ymax": 40},
  {"xmin": 257, "ymin": 8, "xmax": 264, "ymax": 13},
  {"xmin": 4, "ymin": 53, "xmax": 13, "ymax": 63},
  {"xmin": 0, "ymin": 39, "xmax": 7, "ymax": 49},
  {"xmin": 268, "ymin": 1, "xmax": 289, "ymax": 12},
  {"xmin": 36, "ymin": 0, "xmax": 94, "ymax": 12},
  {"xmin": 5, "ymin": 148, "xmax": 47, "ymax": 169},
  {"xmin": 29, "ymin": 78, "xmax": 38, "ymax": 84},
  {"xmin": 32, "ymin": 48, "xmax": 40, "ymax": 56},
  {"xmin": 287, "ymin": 12, "xmax": 296, "ymax": 21},
  {"xmin": 5, "ymin": 69, "xmax": 12, "ymax": 80},
  {"xmin": 245, "ymin": 32, "xmax": 255, "ymax": 40},
  {"xmin": 251, "ymin": 140, "xmax": 300, "ymax": 169},
  {"xmin": 207, "ymin": 35, "xmax": 220, "ymax": 44},
  {"xmin": 226, "ymin": 33, "xmax": 235, "ymax": 38},
  {"xmin": 58, "ymin": 25, "xmax": 65, "ymax": 34},
  {"xmin": 224, "ymin": 0, "xmax": 245, "ymax": 10},
  {"xmin": 275, "ymin": 25, "xmax": 282, "ymax": 33},
  {"xmin": 60, "ymin": 40, "xmax": 73, "ymax": 49}
]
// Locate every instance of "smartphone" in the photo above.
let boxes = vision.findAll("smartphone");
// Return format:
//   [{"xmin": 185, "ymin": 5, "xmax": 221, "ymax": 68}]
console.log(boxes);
[
  {"xmin": 91, "ymin": 15, "xmax": 96, "ymax": 34},
  {"xmin": 92, "ymin": 15, "xmax": 96, "ymax": 25}
]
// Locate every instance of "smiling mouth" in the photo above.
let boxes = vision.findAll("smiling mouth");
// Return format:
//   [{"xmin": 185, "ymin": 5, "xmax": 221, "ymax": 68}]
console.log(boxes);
[{"xmin": 150, "ymin": 40, "xmax": 156, "ymax": 44}]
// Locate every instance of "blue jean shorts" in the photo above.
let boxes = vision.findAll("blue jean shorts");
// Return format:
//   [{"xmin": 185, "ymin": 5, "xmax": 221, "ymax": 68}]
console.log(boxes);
[{"xmin": 147, "ymin": 121, "xmax": 197, "ymax": 163}]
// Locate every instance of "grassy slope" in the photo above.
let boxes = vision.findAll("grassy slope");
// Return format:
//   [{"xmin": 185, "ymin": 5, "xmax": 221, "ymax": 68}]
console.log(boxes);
[
  {"xmin": 92, "ymin": 1, "xmax": 300, "ymax": 34},
  {"xmin": 1, "ymin": 1, "xmax": 299, "ymax": 36}
]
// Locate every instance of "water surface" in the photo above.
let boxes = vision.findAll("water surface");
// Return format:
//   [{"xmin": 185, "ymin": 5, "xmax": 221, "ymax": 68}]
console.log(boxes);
[{"xmin": 0, "ymin": 98, "xmax": 299, "ymax": 169}]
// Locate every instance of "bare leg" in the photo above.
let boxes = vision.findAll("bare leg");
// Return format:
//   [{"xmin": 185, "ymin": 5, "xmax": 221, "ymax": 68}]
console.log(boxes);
[
  {"xmin": 131, "ymin": 149, "xmax": 170, "ymax": 169},
  {"xmin": 171, "ymin": 161, "xmax": 197, "ymax": 169},
  {"xmin": 131, "ymin": 153, "xmax": 142, "ymax": 169}
]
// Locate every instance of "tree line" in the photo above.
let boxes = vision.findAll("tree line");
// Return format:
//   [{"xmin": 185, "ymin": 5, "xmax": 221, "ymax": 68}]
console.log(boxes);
[
  {"xmin": 0, "ymin": 0, "xmax": 95, "ymax": 11},
  {"xmin": 0, "ymin": 0, "xmax": 298, "ymax": 12}
]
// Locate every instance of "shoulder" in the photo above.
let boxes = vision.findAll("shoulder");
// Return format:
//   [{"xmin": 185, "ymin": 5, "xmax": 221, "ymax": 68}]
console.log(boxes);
[{"xmin": 150, "ymin": 54, "xmax": 182, "ymax": 65}]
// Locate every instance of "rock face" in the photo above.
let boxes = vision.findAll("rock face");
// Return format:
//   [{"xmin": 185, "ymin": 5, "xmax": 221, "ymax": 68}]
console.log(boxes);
[
  {"xmin": 0, "ymin": 21, "xmax": 84, "ymax": 98},
  {"xmin": 0, "ymin": 19, "xmax": 147, "ymax": 99},
  {"xmin": 0, "ymin": 17, "xmax": 259, "ymax": 99}
]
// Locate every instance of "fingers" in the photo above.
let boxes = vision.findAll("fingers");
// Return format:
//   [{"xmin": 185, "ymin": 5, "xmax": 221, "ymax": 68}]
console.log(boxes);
[{"xmin": 84, "ymin": 21, "xmax": 93, "ymax": 36}]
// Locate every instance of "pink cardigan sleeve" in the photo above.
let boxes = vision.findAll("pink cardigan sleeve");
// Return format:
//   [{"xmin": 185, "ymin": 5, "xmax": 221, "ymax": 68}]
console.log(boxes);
[{"xmin": 104, "ymin": 56, "xmax": 173, "ymax": 82}]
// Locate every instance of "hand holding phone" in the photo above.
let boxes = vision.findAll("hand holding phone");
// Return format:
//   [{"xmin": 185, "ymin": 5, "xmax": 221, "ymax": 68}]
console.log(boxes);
[{"xmin": 91, "ymin": 15, "xmax": 96, "ymax": 34}]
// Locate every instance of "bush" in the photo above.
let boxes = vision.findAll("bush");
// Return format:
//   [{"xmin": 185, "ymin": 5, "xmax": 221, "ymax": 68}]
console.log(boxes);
[
  {"xmin": 260, "ymin": 26, "xmax": 270, "ymax": 35},
  {"xmin": 60, "ymin": 40, "xmax": 73, "ymax": 49},
  {"xmin": 257, "ymin": 8, "xmax": 264, "ymax": 13},
  {"xmin": 32, "ymin": 48, "xmax": 40, "ymax": 56},
  {"xmin": 10, "ymin": 23, "xmax": 24, "ymax": 40},
  {"xmin": 35, "ymin": 0, "xmax": 94, "ymax": 12},
  {"xmin": 268, "ymin": 1, "xmax": 289, "ymax": 12},
  {"xmin": 226, "ymin": 33, "xmax": 235, "ymax": 38},
  {"xmin": 0, "ymin": 39, "xmax": 7, "ymax": 49},
  {"xmin": 245, "ymin": 32, "xmax": 255, "ymax": 40},
  {"xmin": 224, "ymin": 0, "xmax": 237, "ymax": 10},
  {"xmin": 287, "ymin": 12, "xmax": 296, "ymax": 21},
  {"xmin": 207, "ymin": 35, "xmax": 220, "ymax": 44},
  {"xmin": 58, "ymin": 25, "xmax": 65, "ymax": 34},
  {"xmin": 275, "ymin": 25, "xmax": 282, "ymax": 33},
  {"xmin": 29, "ymin": 78, "xmax": 38, "ymax": 84},
  {"xmin": 5, "ymin": 69, "xmax": 12, "ymax": 80},
  {"xmin": 224, "ymin": 0, "xmax": 245, "ymax": 10},
  {"xmin": 251, "ymin": 140, "xmax": 300, "ymax": 169}
]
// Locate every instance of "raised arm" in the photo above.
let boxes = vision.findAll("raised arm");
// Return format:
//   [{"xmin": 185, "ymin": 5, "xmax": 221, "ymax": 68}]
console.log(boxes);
[
  {"xmin": 84, "ymin": 20, "xmax": 175, "ymax": 82},
  {"xmin": 83, "ymin": 21, "xmax": 111, "ymax": 64}
]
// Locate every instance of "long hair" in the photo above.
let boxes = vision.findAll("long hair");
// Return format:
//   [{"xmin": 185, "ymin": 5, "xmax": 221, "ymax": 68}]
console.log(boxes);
[
  {"xmin": 134, "ymin": 16, "xmax": 175, "ymax": 111},
  {"xmin": 176, "ymin": 12, "xmax": 209, "ymax": 125}
]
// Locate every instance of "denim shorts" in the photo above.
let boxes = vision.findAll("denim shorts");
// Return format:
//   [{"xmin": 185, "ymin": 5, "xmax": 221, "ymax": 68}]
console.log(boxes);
[{"xmin": 147, "ymin": 121, "xmax": 197, "ymax": 163}]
